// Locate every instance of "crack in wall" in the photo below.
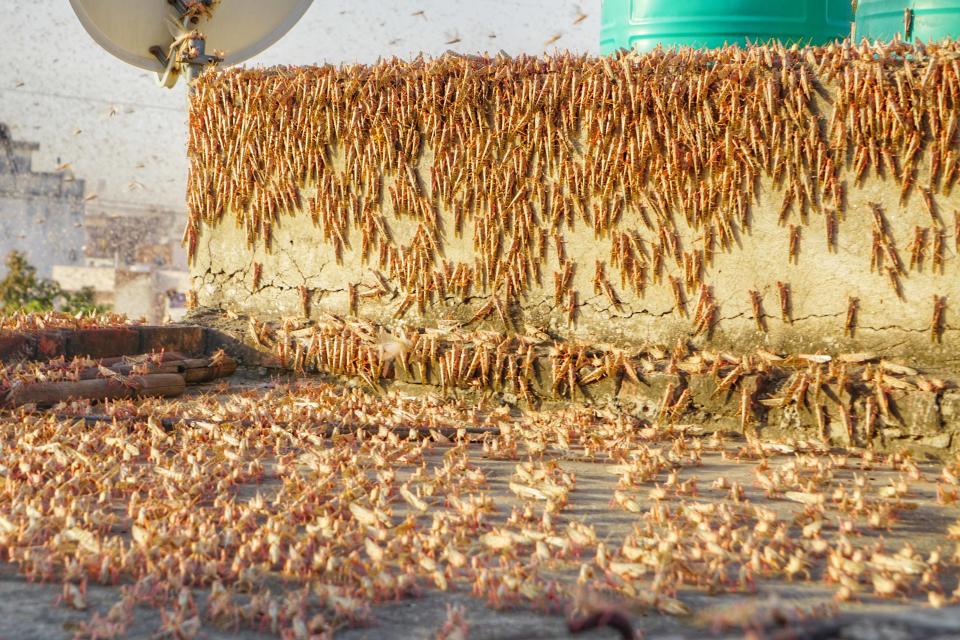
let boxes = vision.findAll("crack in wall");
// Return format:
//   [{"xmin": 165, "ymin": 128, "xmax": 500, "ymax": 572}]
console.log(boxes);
[
  {"xmin": 195, "ymin": 209, "xmax": 959, "ymax": 361},
  {"xmin": 200, "ymin": 267, "xmax": 960, "ymax": 336}
]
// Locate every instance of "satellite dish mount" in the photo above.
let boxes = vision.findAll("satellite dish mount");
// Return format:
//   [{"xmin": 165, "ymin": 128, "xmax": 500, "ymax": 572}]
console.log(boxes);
[
  {"xmin": 149, "ymin": 1, "xmax": 223, "ymax": 89},
  {"xmin": 70, "ymin": 0, "xmax": 313, "ymax": 90}
]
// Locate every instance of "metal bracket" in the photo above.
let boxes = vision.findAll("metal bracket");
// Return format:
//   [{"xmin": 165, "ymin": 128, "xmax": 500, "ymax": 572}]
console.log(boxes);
[{"xmin": 148, "ymin": 0, "xmax": 223, "ymax": 90}]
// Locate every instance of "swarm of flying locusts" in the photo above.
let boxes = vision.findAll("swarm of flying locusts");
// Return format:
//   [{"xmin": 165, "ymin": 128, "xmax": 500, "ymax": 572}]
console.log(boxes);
[{"xmin": 188, "ymin": 38, "xmax": 958, "ymax": 342}]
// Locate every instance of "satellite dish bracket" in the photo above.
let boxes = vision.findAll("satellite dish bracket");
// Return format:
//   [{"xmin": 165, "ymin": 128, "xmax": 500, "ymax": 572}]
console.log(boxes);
[
  {"xmin": 69, "ymin": 0, "xmax": 313, "ymax": 88},
  {"xmin": 149, "ymin": 0, "xmax": 224, "ymax": 89}
]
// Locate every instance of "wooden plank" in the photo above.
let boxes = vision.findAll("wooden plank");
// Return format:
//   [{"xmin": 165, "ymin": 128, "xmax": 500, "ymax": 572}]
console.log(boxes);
[
  {"xmin": 75, "ymin": 363, "xmax": 182, "ymax": 380},
  {"xmin": 6, "ymin": 373, "xmax": 185, "ymax": 407},
  {"xmin": 183, "ymin": 358, "xmax": 238, "ymax": 383}
]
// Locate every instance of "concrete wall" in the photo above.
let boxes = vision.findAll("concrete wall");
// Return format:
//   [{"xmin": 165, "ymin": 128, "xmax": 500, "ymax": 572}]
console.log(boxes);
[
  {"xmin": 189, "ymin": 45, "xmax": 960, "ymax": 366},
  {"xmin": 51, "ymin": 265, "xmax": 116, "ymax": 294},
  {"xmin": 0, "ymin": 124, "xmax": 85, "ymax": 277},
  {"xmin": 54, "ymin": 264, "xmax": 190, "ymax": 323},
  {"xmin": 113, "ymin": 271, "xmax": 158, "ymax": 322},
  {"xmin": 84, "ymin": 205, "xmax": 187, "ymax": 269}
]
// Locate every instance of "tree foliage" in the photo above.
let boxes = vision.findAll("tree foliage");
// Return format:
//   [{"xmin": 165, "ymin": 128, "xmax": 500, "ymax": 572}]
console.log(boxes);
[{"xmin": 0, "ymin": 251, "xmax": 108, "ymax": 315}]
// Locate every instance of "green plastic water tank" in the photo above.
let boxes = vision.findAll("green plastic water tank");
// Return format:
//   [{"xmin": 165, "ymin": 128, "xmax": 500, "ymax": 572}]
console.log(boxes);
[
  {"xmin": 601, "ymin": 0, "xmax": 854, "ymax": 54},
  {"xmin": 855, "ymin": 1, "xmax": 960, "ymax": 43}
]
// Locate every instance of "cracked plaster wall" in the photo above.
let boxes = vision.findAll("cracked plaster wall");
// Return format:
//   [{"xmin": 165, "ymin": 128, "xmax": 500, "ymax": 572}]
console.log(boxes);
[{"xmin": 191, "ymin": 98, "xmax": 959, "ymax": 368}]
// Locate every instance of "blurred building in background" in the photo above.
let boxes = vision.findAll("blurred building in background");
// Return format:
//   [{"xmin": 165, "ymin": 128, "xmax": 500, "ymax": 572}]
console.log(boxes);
[
  {"xmin": 84, "ymin": 203, "xmax": 187, "ymax": 268},
  {"xmin": 1, "ymin": 122, "xmax": 189, "ymax": 322},
  {"xmin": 54, "ymin": 200, "xmax": 189, "ymax": 322},
  {"xmin": 0, "ymin": 123, "xmax": 85, "ymax": 277},
  {"xmin": 53, "ymin": 261, "xmax": 189, "ymax": 323}
]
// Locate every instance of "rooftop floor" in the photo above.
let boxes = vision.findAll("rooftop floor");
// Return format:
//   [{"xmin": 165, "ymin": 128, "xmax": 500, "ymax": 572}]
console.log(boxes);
[{"xmin": 1, "ymin": 369, "xmax": 960, "ymax": 639}]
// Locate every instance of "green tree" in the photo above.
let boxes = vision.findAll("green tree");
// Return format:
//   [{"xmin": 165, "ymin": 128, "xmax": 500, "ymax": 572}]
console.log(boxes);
[
  {"xmin": 61, "ymin": 286, "xmax": 105, "ymax": 315},
  {"xmin": 0, "ymin": 251, "xmax": 108, "ymax": 315}
]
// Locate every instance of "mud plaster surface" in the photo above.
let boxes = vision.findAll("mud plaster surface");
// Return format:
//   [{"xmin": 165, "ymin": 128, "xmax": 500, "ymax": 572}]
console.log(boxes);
[{"xmin": 193, "ymin": 159, "xmax": 960, "ymax": 367}]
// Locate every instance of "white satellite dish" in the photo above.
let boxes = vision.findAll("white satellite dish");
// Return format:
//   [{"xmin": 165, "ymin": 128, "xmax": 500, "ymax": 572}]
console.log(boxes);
[{"xmin": 69, "ymin": 0, "xmax": 313, "ymax": 87}]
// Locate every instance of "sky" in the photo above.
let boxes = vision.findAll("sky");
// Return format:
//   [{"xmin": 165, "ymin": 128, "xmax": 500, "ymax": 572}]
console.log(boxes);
[{"xmin": 0, "ymin": 1, "xmax": 600, "ymax": 216}]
